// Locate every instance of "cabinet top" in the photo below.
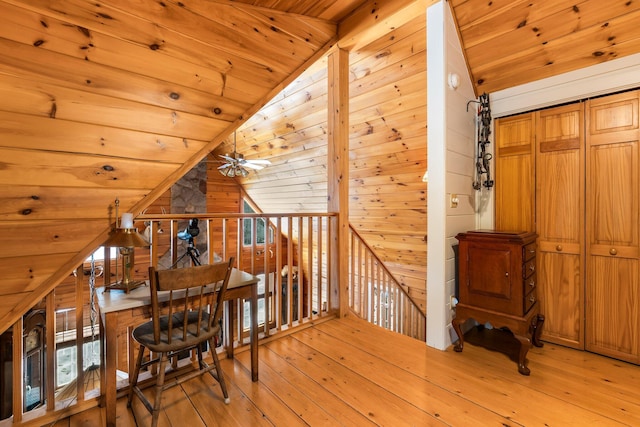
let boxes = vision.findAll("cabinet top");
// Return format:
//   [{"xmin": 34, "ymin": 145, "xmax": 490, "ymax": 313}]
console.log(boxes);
[{"xmin": 455, "ymin": 229, "xmax": 537, "ymax": 243}]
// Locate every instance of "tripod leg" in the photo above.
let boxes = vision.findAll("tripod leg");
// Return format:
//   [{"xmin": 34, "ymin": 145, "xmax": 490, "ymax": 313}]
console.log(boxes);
[
  {"xmin": 189, "ymin": 251, "xmax": 201, "ymax": 266},
  {"xmin": 170, "ymin": 251, "xmax": 191, "ymax": 269}
]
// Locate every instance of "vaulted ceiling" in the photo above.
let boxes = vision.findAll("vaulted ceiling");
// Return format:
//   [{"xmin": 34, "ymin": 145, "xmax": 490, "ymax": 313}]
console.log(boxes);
[{"xmin": 2, "ymin": 0, "xmax": 640, "ymax": 333}]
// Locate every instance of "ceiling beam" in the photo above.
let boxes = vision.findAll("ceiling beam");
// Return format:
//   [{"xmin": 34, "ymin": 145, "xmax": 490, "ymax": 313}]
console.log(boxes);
[{"xmin": 337, "ymin": 0, "xmax": 439, "ymax": 51}]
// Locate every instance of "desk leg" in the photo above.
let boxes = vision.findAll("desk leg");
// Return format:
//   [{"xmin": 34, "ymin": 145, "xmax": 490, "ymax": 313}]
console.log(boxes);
[
  {"xmin": 250, "ymin": 284, "xmax": 258, "ymax": 382},
  {"xmin": 104, "ymin": 312, "xmax": 117, "ymax": 427},
  {"xmin": 225, "ymin": 300, "xmax": 235, "ymax": 360}
]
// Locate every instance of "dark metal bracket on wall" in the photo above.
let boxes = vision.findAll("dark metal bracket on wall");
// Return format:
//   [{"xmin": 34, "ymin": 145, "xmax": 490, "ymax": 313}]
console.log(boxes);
[{"xmin": 467, "ymin": 93, "xmax": 494, "ymax": 190}]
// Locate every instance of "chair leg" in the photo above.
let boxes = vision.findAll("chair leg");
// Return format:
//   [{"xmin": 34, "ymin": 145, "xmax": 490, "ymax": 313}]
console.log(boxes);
[
  {"xmin": 208, "ymin": 338, "xmax": 230, "ymax": 404},
  {"xmin": 151, "ymin": 353, "xmax": 168, "ymax": 427},
  {"xmin": 128, "ymin": 344, "xmax": 146, "ymax": 408},
  {"xmin": 196, "ymin": 342, "xmax": 204, "ymax": 370}
]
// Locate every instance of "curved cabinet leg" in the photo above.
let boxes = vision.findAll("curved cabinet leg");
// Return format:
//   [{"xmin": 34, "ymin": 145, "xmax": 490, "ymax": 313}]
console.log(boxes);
[
  {"xmin": 514, "ymin": 334, "xmax": 532, "ymax": 376},
  {"xmin": 452, "ymin": 320, "xmax": 465, "ymax": 352},
  {"xmin": 531, "ymin": 314, "xmax": 545, "ymax": 347}
]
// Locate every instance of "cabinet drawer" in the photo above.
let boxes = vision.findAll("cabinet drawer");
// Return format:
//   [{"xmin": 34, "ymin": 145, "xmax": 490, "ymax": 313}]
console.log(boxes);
[
  {"xmin": 523, "ymin": 259, "xmax": 536, "ymax": 278},
  {"xmin": 524, "ymin": 273, "xmax": 536, "ymax": 293},
  {"xmin": 523, "ymin": 242, "xmax": 536, "ymax": 261},
  {"xmin": 524, "ymin": 288, "xmax": 537, "ymax": 313}
]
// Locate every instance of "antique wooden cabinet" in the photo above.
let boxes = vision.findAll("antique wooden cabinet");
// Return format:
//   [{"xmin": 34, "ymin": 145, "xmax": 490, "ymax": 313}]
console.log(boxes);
[{"xmin": 453, "ymin": 230, "xmax": 544, "ymax": 375}]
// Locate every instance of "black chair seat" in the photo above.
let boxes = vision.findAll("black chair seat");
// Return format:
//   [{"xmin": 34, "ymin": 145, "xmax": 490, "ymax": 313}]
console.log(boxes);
[{"xmin": 132, "ymin": 311, "xmax": 219, "ymax": 353}]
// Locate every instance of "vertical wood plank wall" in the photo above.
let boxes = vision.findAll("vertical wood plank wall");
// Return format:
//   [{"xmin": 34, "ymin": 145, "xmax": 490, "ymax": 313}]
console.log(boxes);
[
  {"xmin": 228, "ymin": 16, "xmax": 428, "ymax": 313},
  {"xmin": 348, "ymin": 16, "xmax": 428, "ymax": 312}
]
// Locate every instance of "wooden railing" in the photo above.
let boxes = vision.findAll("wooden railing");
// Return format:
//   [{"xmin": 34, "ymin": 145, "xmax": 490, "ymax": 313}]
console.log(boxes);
[
  {"xmin": 348, "ymin": 226, "xmax": 426, "ymax": 341},
  {"xmin": 137, "ymin": 213, "xmax": 339, "ymax": 338},
  {"xmin": 0, "ymin": 212, "xmax": 337, "ymax": 426}
]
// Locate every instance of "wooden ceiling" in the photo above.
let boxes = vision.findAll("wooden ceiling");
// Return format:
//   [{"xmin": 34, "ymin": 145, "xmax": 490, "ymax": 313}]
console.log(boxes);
[
  {"xmin": 2, "ymin": 0, "xmax": 640, "ymax": 333},
  {"xmin": 450, "ymin": 0, "xmax": 640, "ymax": 95}
]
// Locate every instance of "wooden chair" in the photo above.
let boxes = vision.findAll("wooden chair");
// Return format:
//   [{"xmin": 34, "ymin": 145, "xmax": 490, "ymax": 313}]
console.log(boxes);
[{"xmin": 127, "ymin": 259, "xmax": 234, "ymax": 426}]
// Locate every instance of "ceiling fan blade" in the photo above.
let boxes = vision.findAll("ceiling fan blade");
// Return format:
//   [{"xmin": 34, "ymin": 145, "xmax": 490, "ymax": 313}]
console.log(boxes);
[
  {"xmin": 243, "ymin": 163, "xmax": 264, "ymax": 170},
  {"xmin": 219, "ymin": 154, "xmax": 235, "ymax": 162},
  {"xmin": 246, "ymin": 159, "xmax": 272, "ymax": 165},
  {"xmin": 218, "ymin": 163, "xmax": 232, "ymax": 169}
]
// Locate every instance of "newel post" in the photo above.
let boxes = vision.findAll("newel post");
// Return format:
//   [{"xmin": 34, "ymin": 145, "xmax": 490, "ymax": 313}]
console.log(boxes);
[{"xmin": 327, "ymin": 47, "xmax": 350, "ymax": 317}]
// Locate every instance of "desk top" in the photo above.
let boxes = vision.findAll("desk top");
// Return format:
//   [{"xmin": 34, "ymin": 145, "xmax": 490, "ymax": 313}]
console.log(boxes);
[{"xmin": 96, "ymin": 268, "xmax": 258, "ymax": 314}]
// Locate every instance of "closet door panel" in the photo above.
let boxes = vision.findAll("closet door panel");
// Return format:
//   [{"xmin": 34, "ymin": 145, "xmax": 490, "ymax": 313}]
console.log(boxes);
[
  {"xmin": 537, "ymin": 251, "xmax": 582, "ymax": 345},
  {"xmin": 586, "ymin": 256, "xmax": 639, "ymax": 362},
  {"xmin": 536, "ymin": 104, "xmax": 584, "ymax": 348},
  {"xmin": 586, "ymin": 91, "xmax": 640, "ymax": 362},
  {"xmin": 495, "ymin": 113, "xmax": 535, "ymax": 233}
]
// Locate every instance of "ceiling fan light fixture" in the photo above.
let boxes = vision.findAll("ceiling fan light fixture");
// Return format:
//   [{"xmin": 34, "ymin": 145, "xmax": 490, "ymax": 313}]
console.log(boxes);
[{"xmin": 218, "ymin": 131, "xmax": 270, "ymax": 178}]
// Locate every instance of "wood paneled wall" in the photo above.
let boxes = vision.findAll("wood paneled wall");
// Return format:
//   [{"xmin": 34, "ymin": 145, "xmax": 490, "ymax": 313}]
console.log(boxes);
[
  {"xmin": 218, "ymin": 16, "xmax": 428, "ymax": 313},
  {"xmin": 348, "ymin": 16, "xmax": 427, "ymax": 312}
]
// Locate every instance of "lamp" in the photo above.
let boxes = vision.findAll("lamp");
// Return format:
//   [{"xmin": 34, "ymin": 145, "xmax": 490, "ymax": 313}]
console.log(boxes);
[
  {"xmin": 219, "ymin": 164, "xmax": 250, "ymax": 178},
  {"xmin": 103, "ymin": 199, "xmax": 149, "ymax": 293}
]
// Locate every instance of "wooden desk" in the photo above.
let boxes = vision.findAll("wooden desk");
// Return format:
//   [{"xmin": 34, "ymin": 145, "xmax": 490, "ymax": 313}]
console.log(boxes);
[{"xmin": 97, "ymin": 268, "xmax": 259, "ymax": 427}]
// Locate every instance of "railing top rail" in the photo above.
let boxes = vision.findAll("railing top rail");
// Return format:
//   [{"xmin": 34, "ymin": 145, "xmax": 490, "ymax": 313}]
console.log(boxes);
[{"xmin": 138, "ymin": 213, "xmax": 337, "ymax": 220}]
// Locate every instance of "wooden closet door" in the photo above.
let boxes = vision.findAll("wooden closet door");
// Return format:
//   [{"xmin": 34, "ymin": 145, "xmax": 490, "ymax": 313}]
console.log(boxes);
[
  {"xmin": 586, "ymin": 91, "xmax": 640, "ymax": 363},
  {"xmin": 495, "ymin": 113, "xmax": 535, "ymax": 233},
  {"xmin": 536, "ymin": 103, "xmax": 584, "ymax": 348}
]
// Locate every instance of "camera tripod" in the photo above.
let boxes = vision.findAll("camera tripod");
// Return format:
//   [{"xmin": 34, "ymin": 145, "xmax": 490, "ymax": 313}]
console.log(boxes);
[{"xmin": 171, "ymin": 237, "xmax": 201, "ymax": 268}]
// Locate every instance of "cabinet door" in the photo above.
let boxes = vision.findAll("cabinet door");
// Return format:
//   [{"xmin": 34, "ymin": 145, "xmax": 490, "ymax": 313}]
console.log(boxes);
[
  {"xmin": 536, "ymin": 104, "xmax": 584, "ymax": 348},
  {"xmin": 462, "ymin": 242, "xmax": 522, "ymax": 316},
  {"xmin": 495, "ymin": 113, "xmax": 535, "ymax": 233},
  {"xmin": 586, "ymin": 91, "xmax": 640, "ymax": 363}
]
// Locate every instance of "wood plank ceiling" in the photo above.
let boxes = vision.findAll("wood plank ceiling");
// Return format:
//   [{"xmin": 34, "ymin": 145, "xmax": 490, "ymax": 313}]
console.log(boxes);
[
  {"xmin": 3, "ymin": 0, "xmax": 640, "ymax": 334},
  {"xmin": 450, "ymin": 0, "xmax": 640, "ymax": 95},
  {"xmin": 0, "ymin": 0, "xmax": 356, "ymax": 332}
]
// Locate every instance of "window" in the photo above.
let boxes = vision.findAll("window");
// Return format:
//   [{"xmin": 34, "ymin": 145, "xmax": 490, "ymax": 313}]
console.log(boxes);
[{"xmin": 242, "ymin": 201, "xmax": 273, "ymax": 246}]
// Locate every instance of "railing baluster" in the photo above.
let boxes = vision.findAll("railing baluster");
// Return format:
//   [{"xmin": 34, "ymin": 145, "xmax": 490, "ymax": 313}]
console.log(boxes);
[
  {"xmin": 75, "ymin": 268, "xmax": 85, "ymax": 402},
  {"xmin": 347, "ymin": 226, "xmax": 425, "ymax": 341}
]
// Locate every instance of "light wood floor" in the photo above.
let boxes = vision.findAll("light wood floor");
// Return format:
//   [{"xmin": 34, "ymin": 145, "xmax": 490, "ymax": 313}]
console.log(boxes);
[{"xmin": 54, "ymin": 315, "xmax": 640, "ymax": 426}]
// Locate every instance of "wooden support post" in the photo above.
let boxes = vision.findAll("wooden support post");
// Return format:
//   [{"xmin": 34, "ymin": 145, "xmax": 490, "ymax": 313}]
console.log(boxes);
[{"xmin": 327, "ymin": 47, "xmax": 350, "ymax": 317}]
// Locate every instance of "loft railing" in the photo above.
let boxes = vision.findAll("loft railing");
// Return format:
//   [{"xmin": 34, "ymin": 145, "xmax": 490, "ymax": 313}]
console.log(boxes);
[
  {"xmin": 138, "ymin": 213, "xmax": 338, "ymax": 339},
  {"xmin": 348, "ymin": 226, "xmax": 426, "ymax": 341},
  {"xmin": 0, "ymin": 212, "xmax": 337, "ymax": 426}
]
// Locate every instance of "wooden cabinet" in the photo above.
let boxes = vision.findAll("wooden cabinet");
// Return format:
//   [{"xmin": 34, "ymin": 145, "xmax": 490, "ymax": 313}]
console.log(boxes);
[{"xmin": 453, "ymin": 230, "xmax": 544, "ymax": 375}]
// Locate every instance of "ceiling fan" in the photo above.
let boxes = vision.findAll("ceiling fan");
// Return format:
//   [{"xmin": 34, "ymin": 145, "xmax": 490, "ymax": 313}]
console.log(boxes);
[{"xmin": 218, "ymin": 132, "xmax": 271, "ymax": 177}]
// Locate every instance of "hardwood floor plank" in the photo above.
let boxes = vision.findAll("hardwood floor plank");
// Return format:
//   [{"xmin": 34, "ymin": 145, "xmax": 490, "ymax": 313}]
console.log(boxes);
[
  {"xmin": 462, "ymin": 336, "xmax": 640, "ymax": 425},
  {"xmin": 54, "ymin": 316, "xmax": 640, "ymax": 427},
  {"xmin": 265, "ymin": 336, "xmax": 445, "ymax": 426},
  {"xmin": 65, "ymin": 397, "xmax": 135, "ymax": 427},
  {"xmin": 235, "ymin": 347, "xmax": 357, "ymax": 426},
  {"xmin": 245, "ymin": 343, "xmax": 378, "ymax": 426},
  {"xmin": 293, "ymin": 326, "xmax": 517, "ymax": 426},
  {"xmin": 180, "ymin": 372, "xmax": 269, "ymax": 427},
  {"xmin": 114, "ymin": 397, "xmax": 138, "ymax": 427},
  {"xmin": 161, "ymin": 383, "xmax": 209, "ymax": 427},
  {"xmin": 219, "ymin": 355, "xmax": 301, "ymax": 426},
  {"xmin": 317, "ymin": 316, "xmax": 631, "ymax": 426}
]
